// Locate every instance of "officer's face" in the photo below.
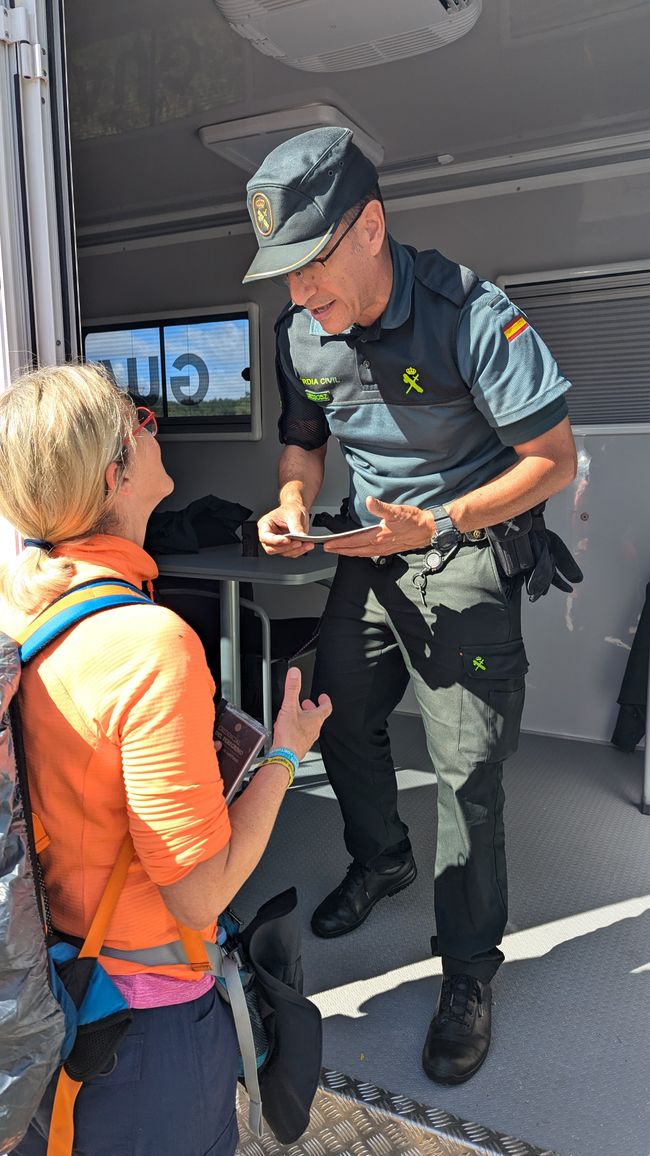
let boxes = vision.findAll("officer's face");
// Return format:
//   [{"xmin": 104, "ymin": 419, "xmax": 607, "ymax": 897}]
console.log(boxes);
[{"xmin": 285, "ymin": 202, "xmax": 389, "ymax": 333}]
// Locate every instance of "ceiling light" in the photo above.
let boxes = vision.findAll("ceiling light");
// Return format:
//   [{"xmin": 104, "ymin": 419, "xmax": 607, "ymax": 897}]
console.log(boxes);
[{"xmin": 199, "ymin": 105, "xmax": 384, "ymax": 173}]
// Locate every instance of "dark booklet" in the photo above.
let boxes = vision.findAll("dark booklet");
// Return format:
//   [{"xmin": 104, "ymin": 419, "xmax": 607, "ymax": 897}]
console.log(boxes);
[{"xmin": 214, "ymin": 699, "xmax": 270, "ymax": 803}]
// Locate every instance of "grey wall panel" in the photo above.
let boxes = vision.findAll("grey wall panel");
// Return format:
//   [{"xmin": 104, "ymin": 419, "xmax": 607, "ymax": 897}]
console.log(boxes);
[{"xmin": 520, "ymin": 435, "xmax": 649, "ymax": 743}]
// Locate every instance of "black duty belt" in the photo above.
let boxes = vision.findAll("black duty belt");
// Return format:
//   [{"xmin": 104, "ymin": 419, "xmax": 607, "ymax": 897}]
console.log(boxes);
[{"xmin": 404, "ymin": 504, "xmax": 583, "ymax": 606}]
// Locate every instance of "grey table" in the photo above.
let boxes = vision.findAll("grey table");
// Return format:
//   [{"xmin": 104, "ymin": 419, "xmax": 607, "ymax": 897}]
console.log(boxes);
[{"xmin": 156, "ymin": 543, "xmax": 337, "ymax": 732}]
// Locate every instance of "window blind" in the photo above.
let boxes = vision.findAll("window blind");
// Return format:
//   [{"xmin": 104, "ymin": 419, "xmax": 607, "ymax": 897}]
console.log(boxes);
[{"xmin": 501, "ymin": 269, "xmax": 650, "ymax": 427}]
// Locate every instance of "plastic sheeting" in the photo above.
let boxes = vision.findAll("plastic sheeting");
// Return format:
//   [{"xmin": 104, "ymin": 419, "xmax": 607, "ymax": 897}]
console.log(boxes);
[{"xmin": 0, "ymin": 633, "xmax": 66, "ymax": 1151}]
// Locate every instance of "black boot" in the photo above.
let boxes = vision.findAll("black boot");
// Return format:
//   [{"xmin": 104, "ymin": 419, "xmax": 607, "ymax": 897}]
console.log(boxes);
[
  {"xmin": 422, "ymin": 973, "xmax": 492, "ymax": 1084},
  {"xmin": 311, "ymin": 856, "xmax": 417, "ymax": 938}
]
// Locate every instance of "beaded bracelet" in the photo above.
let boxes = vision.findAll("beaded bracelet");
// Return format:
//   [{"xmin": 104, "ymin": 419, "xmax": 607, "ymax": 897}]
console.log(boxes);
[
  {"xmin": 257, "ymin": 755, "xmax": 295, "ymax": 787},
  {"xmin": 266, "ymin": 746, "xmax": 299, "ymax": 774}
]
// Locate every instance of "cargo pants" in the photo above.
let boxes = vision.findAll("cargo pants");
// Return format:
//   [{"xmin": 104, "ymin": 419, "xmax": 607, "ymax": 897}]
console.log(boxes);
[
  {"xmin": 12, "ymin": 985, "xmax": 239, "ymax": 1156},
  {"xmin": 312, "ymin": 538, "xmax": 527, "ymax": 984}
]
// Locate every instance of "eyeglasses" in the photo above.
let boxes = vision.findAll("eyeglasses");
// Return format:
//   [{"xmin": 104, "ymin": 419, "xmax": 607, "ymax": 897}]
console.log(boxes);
[
  {"xmin": 311, "ymin": 203, "xmax": 366, "ymax": 270},
  {"xmin": 279, "ymin": 203, "xmax": 366, "ymax": 286},
  {"xmin": 125, "ymin": 407, "xmax": 158, "ymax": 443}
]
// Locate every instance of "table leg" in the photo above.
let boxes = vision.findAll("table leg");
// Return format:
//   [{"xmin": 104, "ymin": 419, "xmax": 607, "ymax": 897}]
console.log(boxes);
[
  {"xmin": 219, "ymin": 578, "xmax": 241, "ymax": 706},
  {"xmin": 638, "ymin": 642, "xmax": 643, "ymax": 813}
]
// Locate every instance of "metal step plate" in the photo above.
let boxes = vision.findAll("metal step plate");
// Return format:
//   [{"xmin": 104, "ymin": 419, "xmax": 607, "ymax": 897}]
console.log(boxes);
[{"xmin": 236, "ymin": 1068, "xmax": 559, "ymax": 1156}]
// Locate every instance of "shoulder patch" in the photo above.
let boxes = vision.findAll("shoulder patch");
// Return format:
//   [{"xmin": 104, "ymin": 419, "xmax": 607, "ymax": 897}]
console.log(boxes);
[{"xmin": 502, "ymin": 315, "xmax": 529, "ymax": 343}]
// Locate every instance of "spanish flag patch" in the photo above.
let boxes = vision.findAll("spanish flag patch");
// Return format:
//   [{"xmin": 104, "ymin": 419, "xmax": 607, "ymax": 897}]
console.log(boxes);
[{"xmin": 503, "ymin": 315, "xmax": 529, "ymax": 342}]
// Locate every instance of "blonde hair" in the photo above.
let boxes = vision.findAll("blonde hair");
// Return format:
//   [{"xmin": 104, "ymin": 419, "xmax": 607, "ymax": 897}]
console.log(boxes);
[{"xmin": 0, "ymin": 363, "xmax": 136, "ymax": 613}]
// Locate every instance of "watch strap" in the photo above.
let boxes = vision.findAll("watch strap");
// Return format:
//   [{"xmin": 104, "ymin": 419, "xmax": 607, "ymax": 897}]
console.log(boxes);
[{"xmin": 430, "ymin": 505, "xmax": 461, "ymax": 552}]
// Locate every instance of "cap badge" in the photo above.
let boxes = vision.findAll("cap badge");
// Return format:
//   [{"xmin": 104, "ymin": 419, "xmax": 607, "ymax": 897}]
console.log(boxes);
[{"xmin": 252, "ymin": 192, "xmax": 273, "ymax": 238}]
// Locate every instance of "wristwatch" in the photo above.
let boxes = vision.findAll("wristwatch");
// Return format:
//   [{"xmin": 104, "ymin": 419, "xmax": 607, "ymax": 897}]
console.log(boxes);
[{"xmin": 430, "ymin": 505, "xmax": 462, "ymax": 553}]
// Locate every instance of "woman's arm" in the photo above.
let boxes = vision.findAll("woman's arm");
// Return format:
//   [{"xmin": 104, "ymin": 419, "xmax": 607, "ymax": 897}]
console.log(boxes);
[{"xmin": 159, "ymin": 667, "xmax": 331, "ymax": 928}]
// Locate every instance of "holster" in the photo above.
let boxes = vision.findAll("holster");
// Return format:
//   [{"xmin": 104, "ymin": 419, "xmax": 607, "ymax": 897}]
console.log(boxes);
[
  {"xmin": 485, "ymin": 512, "xmax": 534, "ymax": 577},
  {"xmin": 486, "ymin": 504, "xmax": 583, "ymax": 602}
]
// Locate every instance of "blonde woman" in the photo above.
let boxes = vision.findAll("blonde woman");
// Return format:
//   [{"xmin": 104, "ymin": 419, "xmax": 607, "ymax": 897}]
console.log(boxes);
[{"xmin": 0, "ymin": 364, "xmax": 331, "ymax": 1156}]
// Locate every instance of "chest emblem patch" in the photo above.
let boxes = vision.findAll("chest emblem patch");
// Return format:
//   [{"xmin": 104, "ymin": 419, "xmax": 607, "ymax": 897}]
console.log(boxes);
[
  {"xmin": 503, "ymin": 315, "xmax": 529, "ymax": 342},
  {"xmin": 252, "ymin": 192, "xmax": 273, "ymax": 237},
  {"xmin": 403, "ymin": 366, "xmax": 423, "ymax": 395}
]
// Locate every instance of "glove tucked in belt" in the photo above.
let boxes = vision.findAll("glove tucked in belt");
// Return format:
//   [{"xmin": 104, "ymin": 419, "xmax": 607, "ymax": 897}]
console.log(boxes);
[{"xmin": 485, "ymin": 503, "xmax": 583, "ymax": 602}]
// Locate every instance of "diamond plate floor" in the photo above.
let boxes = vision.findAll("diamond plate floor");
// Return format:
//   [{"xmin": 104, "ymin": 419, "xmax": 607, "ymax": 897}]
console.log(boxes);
[
  {"xmin": 236, "ymin": 1069, "xmax": 558, "ymax": 1156},
  {"xmin": 235, "ymin": 724, "xmax": 650, "ymax": 1156}
]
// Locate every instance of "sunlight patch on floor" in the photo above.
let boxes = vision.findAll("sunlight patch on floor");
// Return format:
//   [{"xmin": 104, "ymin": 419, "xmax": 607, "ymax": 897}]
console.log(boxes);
[{"xmin": 311, "ymin": 894, "xmax": 650, "ymax": 1020}]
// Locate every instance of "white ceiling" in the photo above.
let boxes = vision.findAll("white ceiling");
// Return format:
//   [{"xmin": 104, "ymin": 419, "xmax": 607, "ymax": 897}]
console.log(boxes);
[{"xmin": 65, "ymin": 0, "xmax": 650, "ymax": 231}]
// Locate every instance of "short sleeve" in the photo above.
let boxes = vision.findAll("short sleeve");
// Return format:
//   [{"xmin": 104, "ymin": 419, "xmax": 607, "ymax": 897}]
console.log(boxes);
[
  {"xmin": 113, "ymin": 609, "xmax": 232, "ymax": 887},
  {"xmin": 456, "ymin": 283, "xmax": 571, "ymax": 435},
  {"xmin": 497, "ymin": 394, "xmax": 569, "ymax": 446},
  {"xmin": 276, "ymin": 317, "xmax": 330, "ymax": 450}
]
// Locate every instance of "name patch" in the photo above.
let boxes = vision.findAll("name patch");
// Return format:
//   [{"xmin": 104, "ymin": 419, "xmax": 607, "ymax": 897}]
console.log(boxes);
[{"xmin": 304, "ymin": 389, "xmax": 332, "ymax": 403}]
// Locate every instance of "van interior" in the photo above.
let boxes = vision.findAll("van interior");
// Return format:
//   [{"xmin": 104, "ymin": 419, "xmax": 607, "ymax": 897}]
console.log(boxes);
[{"xmin": 1, "ymin": 1, "xmax": 649, "ymax": 1153}]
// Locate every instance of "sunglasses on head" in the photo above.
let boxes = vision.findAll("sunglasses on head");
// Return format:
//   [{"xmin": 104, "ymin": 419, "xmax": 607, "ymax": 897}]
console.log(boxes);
[{"xmin": 124, "ymin": 407, "xmax": 158, "ymax": 444}]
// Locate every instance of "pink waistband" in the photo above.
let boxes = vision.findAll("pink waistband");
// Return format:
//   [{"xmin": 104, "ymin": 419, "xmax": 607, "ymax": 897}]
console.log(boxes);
[{"xmin": 112, "ymin": 971, "xmax": 214, "ymax": 1010}]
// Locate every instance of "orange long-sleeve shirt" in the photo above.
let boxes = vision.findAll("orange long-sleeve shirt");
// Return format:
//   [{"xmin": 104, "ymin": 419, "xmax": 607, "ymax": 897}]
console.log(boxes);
[{"xmin": 0, "ymin": 535, "xmax": 231, "ymax": 980}]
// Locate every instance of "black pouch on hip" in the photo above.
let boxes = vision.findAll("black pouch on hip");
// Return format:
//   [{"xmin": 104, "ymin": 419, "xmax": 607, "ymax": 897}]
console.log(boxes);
[{"xmin": 485, "ymin": 512, "xmax": 534, "ymax": 577}]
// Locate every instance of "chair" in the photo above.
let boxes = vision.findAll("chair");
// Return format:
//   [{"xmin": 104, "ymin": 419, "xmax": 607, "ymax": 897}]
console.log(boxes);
[{"xmin": 154, "ymin": 576, "xmax": 321, "ymax": 736}]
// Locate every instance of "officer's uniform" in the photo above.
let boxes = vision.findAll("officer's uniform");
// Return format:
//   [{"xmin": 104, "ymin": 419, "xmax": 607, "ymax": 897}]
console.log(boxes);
[{"xmin": 275, "ymin": 237, "xmax": 571, "ymax": 982}]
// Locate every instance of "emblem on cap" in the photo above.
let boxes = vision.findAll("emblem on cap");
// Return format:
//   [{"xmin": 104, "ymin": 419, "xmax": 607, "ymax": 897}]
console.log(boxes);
[{"xmin": 252, "ymin": 192, "xmax": 273, "ymax": 238}]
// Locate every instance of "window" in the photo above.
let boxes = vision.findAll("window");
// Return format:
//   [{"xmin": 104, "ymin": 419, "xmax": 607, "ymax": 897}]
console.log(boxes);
[
  {"xmin": 498, "ymin": 263, "xmax": 650, "ymax": 433},
  {"xmin": 83, "ymin": 305, "xmax": 261, "ymax": 439}
]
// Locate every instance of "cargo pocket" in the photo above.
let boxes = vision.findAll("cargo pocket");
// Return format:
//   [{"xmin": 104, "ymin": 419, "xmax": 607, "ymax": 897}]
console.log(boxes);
[{"xmin": 458, "ymin": 638, "xmax": 528, "ymax": 762}]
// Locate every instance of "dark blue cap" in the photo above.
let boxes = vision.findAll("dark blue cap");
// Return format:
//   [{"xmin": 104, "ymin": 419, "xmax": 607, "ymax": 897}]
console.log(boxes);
[{"xmin": 243, "ymin": 127, "xmax": 378, "ymax": 283}]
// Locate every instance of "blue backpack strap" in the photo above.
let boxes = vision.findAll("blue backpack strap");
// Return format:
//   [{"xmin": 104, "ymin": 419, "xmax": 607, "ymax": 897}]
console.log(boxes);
[{"xmin": 17, "ymin": 579, "xmax": 154, "ymax": 664}]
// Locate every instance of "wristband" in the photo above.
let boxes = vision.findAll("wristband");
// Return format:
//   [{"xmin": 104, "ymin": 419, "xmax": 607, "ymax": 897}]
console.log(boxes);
[
  {"xmin": 265, "ymin": 747, "xmax": 299, "ymax": 774},
  {"xmin": 258, "ymin": 755, "xmax": 295, "ymax": 787}
]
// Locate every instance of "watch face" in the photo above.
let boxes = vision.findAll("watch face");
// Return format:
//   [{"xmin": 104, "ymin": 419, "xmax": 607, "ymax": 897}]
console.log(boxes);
[{"xmin": 425, "ymin": 548, "xmax": 444, "ymax": 572}]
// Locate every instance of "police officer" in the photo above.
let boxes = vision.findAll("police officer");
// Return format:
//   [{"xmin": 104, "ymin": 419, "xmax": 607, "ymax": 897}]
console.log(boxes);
[{"xmin": 244, "ymin": 127, "xmax": 578, "ymax": 1084}]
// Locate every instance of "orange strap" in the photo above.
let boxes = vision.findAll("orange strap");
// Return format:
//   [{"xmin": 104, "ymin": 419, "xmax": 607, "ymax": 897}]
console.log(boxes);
[
  {"xmin": 175, "ymin": 921, "xmax": 213, "ymax": 972},
  {"xmin": 46, "ymin": 1070, "xmax": 83, "ymax": 1156},
  {"xmin": 78, "ymin": 834, "xmax": 134, "ymax": 959},
  {"xmin": 32, "ymin": 812, "xmax": 51, "ymax": 854},
  {"xmin": 45, "ymin": 834, "xmax": 134, "ymax": 1156}
]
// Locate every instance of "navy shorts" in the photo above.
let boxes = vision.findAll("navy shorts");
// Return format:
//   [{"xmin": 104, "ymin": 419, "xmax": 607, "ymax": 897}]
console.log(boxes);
[{"xmin": 12, "ymin": 985, "xmax": 239, "ymax": 1156}]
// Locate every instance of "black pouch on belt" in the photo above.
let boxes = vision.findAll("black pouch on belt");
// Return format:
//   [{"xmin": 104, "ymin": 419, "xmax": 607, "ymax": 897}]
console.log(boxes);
[{"xmin": 485, "ymin": 512, "xmax": 534, "ymax": 577}]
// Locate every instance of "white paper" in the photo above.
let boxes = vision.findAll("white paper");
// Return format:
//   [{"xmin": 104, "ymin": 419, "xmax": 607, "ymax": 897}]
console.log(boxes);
[{"xmin": 287, "ymin": 523, "xmax": 381, "ymax": 543}]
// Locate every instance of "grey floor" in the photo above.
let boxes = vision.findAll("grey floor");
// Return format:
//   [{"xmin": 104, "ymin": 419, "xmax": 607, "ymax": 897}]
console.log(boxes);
[{"xmin": 236, "ymin": 718, "xmax": 650, "ymax": 1156}]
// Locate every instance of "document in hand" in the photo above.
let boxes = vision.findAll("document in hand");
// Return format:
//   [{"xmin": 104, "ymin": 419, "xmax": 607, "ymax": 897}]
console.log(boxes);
[
  {"xmin": 286, "ymin": 523, "xmax": 381, "ymax": 543},
  {"xmin": 214, "ymin": 700, "xmax": 269, "ymax": 803}
]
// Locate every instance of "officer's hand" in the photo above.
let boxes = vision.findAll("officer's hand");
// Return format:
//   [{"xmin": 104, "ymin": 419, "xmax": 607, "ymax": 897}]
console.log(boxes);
[
  {"xmin": 323, "ymin": 496, "xmax": 433, "ymax": 556},
  {"xmin": 257, "ymin": 503, "xmax": 315, "ymax": 557}
]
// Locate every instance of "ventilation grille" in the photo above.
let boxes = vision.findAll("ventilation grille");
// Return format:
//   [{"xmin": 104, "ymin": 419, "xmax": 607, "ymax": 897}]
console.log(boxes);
[
  {"xmin": 502, "ymin": 269, "xmax": 650, "ymax": 428},
  {"xmin": 439, "ymin": 0, "xmax": 479, "ymax": 9},
  {"xmin": 295, "ymin": 23, "xmax": 476, "ymax": 72},
  {"xmin": 214, "ymin": 0, "xmax": 482, "ymax": 71},
  {"xmin": 225, "ymin": 0, "xmax": 305, "ymax": 14}
]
